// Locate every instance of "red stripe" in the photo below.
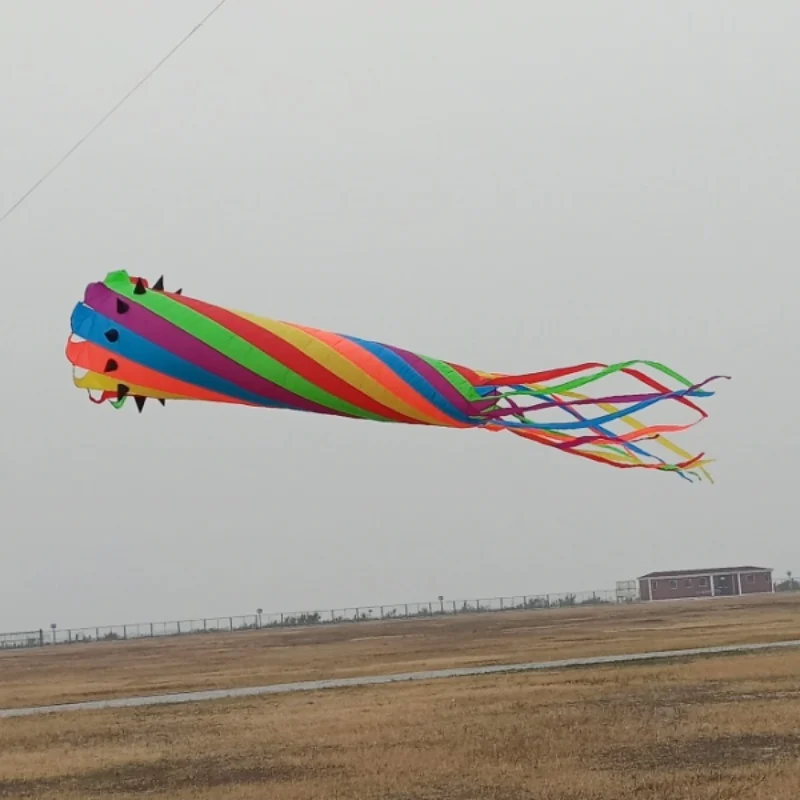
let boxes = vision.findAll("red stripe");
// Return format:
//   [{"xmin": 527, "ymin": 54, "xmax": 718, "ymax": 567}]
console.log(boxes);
[
  {"xmin": 508, "ymin": 427, "xmax": 703, "ymax": 471},
  {"xmin": 446, "ymin": 361, "xmax": 484, "ymax": 384},
  {"xmin": 479, "ymin": 362, "xmax": 706, "ymax": 417},
  {"xmin": 168, "ymin": 293, "xmax": 422, "ymax": 425}
]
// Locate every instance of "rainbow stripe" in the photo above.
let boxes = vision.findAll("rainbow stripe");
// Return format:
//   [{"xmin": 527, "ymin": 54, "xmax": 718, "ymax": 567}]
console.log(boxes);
[{"xmin": 66, "ymin": 271, "xmax": 727, "ymax": 481}]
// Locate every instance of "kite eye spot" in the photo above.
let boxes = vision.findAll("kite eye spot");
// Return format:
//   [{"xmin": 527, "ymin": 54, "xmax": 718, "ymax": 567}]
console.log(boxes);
[
  {"xmin": 116, "ymin": 299, "xmax": 129, "ymax": 314},
  {"xmin": 104, "ymin": 358, "xmax": 119, "ymax": 373},
  {"xmin": 104, "ymin": 329, "xmax": 119, "ymax": 343}
]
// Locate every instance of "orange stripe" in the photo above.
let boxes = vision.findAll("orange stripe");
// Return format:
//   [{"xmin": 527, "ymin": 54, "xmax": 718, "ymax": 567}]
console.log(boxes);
[
  {"xmin": 66, "ymin": 339, "xmax": 247, "ymax": 405},
  {"xmin": 287, "ymin": 322, "xmax": 470, "ymax": 428}
]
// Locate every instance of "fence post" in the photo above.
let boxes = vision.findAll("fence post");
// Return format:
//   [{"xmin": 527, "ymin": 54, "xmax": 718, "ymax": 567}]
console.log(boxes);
[{"xmin": 11, "ymin": 585, "xmax": 639, "ymax": 651}]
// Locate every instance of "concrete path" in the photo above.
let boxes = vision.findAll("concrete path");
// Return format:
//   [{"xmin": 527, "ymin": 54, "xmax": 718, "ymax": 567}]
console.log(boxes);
[{"xmin": 3, "ymin": 638, "xmax": 799, "ymax": 719}]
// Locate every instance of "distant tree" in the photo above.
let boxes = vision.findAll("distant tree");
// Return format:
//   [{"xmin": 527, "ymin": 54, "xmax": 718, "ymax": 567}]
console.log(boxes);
[
  {"xmin": 525, "ymin": 597, "xmax": 550, "ymax": 609},
  {"xmin": 557, "ymin": 593, "xmax": 577, "ymax": 607},
  {"xmin": 579, "ymin": 595, "xmax": 612, "ymax": 606}
]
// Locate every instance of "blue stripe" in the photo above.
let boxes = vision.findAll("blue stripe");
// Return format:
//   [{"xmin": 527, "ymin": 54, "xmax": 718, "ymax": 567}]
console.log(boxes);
[
  {"xmin": 475, "ymin": 384, "xmax": 714, "ymax": 403},
  {"xmin": 472, "ymin": 389, "xmax": 703, "ymax": 431},
  {"xmin": 71, "ymin": 303, "xmax": 289, "ymax": 409},
  {"xmin": 339, "ymin": 334, "xmax": 474, "ymax": 424},
  {"xmin": 502, "ymin": 382, "xmax": 693, "ymax": 481}
]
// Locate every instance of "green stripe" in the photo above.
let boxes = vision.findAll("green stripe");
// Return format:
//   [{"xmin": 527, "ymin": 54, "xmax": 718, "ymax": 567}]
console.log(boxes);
[
  {"xmin": 106, "ymin": 272, "xmax": 391, "ymax": 422},
  {"xmin": 418, "ymin": 356, "xmax": 484, "ymax": 404},
  {"xmin": 481, "ymin": 360, "xmax": 695, "ymax": 399}
]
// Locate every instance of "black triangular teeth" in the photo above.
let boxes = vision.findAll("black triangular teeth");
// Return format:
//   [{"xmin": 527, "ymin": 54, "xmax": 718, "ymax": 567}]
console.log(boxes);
[
  {"xmin": 117, "ymin": 384, "xmax": 130, "ymax": 401},
  {"xmin": 143, "ymin": 276, "xmax": 181, "ymax": 294},
  {"xmin": 134, "ymin": 396, "xmax": 147, "ymax": 413},
  {"xmin": 133, "ymin": 278, "xmax": 147, "ymax": 295}
]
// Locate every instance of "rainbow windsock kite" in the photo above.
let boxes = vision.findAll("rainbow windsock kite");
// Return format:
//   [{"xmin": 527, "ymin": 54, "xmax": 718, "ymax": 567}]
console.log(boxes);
[{"xmin": 66, "ymin": 271, "xmax": 726, "ymax": 481}]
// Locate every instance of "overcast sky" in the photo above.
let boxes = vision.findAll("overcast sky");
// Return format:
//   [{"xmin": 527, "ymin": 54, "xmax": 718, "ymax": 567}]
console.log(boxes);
[{"xmin": 1, "ymin": 1, "xmax": 797, "ymax": 632}]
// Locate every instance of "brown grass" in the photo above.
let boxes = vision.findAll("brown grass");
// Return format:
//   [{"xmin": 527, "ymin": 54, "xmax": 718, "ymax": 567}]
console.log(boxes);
[
  {"xmin": 2, "ymin": 649, "xmax": 800, "ymax": 798},
  {"xmin": 2, "ymin": 593, "xmax": 800, "ymax": 710}
]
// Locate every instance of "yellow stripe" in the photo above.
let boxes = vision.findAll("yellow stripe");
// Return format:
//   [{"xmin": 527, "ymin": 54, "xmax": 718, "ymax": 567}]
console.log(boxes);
[
  {"xmin": 75, "ymin": 372, "xmax": 193, "ymax": 401},
  {"xmin": 479, "ymin": 369, "xmax": 713, "ymax": 480},
  {"xmin": 591, "ymin": 396, "xmax": 713, "ymax": 481},
  {"xmin": 234, "ymin": 309, "xmax": 445, "ymax": 425},
  {"xmin": 540, "ymin": 384, "xmax": 714, "ymax": 481}
]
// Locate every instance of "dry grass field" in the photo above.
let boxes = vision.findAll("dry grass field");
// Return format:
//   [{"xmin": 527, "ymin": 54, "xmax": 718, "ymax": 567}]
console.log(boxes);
[
  {"xmin": 2, "ymin": 648, "xmax": 800, "ymax": 799},
  {"xmin": 2, "ymin": 593, "xmax": 799, "ymax": 710}
]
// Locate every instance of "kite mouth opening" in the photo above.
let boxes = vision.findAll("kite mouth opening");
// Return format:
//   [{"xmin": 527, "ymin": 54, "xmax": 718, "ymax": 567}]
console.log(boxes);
[{"xmin": 66, "ymin": 269, "xmax": 727, "ymax": 483}]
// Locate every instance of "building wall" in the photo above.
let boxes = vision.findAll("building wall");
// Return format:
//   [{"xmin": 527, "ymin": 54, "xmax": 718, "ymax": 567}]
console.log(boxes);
[
  {"xmin": 640, "ymin": 571, "xmax": 774, "ymax": 601},
  {"xmin": 649, "ymin": 575, "xmax": 714, "ymax": 601},
  {"xmin": 740, "ymin": 571, "xmax": 773, "ymax": 595}
]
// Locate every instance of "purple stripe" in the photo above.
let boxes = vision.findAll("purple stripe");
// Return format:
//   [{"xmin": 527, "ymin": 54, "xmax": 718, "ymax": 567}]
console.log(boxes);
[
  {"xmin": 85, "ymin": 283, "xmax": 347, "ymax": 418},
  {"xmin": 480, "ymin": 376, "xmax": 723, "ymax": 420},
  {"xmin": 388, "ymin": 346, "xmax": 490, "ymax": 418}
]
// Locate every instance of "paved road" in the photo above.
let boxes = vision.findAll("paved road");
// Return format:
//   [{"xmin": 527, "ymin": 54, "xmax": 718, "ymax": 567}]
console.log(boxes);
[{"xmin": 3, "ymin": 638, "xmax": 799, "ymax": 719}]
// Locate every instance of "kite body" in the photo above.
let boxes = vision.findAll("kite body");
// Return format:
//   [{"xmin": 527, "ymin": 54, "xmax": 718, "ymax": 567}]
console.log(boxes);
[{"xmin": 67, "ymin": 271, "xmax": 726, "ymax": 481}]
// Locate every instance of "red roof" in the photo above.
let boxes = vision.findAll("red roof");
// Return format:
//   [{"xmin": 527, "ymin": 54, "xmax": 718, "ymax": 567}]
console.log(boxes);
[{"xmin": 638, "ymin": 566, "xmax": 772, "ymax": 579}]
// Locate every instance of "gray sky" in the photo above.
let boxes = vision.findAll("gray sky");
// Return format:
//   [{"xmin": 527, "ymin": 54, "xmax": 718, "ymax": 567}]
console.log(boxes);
[{"xmin": 1, "ymin": 1, "xmax": 797, "ymax": 632}]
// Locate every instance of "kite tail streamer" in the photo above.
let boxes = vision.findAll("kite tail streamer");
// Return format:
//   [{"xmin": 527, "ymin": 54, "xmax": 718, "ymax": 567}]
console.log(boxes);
[
  {"xmin": 65, "ymin": 271, "xmax": 726, "ymax": 482},
  {"xmin": 468, "ymin": 363, "xmax": 728, "ymax": 481}
]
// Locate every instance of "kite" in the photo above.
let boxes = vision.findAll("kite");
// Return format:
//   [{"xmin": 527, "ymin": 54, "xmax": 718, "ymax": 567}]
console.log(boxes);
[{"xmin": 66, "ymin": 271, "xmax": 727, "ymax": 481}]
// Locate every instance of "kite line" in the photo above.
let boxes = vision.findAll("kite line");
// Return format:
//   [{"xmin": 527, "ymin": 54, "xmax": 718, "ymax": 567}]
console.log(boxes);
[{"xmin": 0, "ymin": 0, "xmax": 229, "ymax": 229}]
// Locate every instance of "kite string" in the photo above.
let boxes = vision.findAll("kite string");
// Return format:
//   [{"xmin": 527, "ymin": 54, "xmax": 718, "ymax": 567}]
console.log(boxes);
[{"xmin": 0, "ymin": 0, "xmax": 229, "ymax": 228}]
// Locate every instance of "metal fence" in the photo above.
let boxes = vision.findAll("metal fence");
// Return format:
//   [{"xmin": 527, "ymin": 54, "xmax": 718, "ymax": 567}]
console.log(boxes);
[
  {"xmin": 2, "ymin": 589, "xmax": 620, "ymax": 650},
  {"xmin": 0, "ymin": 630, "xmax": 44, "ymax": 650}
]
